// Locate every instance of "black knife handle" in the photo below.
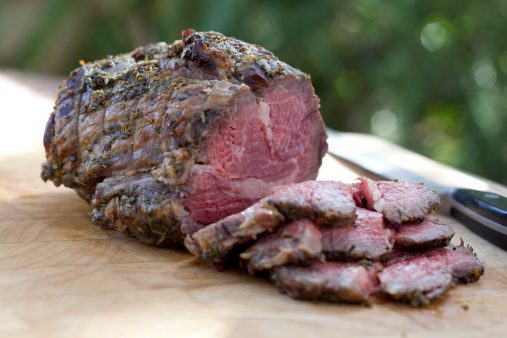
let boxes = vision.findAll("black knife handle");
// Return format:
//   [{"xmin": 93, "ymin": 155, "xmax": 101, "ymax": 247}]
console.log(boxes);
[{"xmin": 448, "ymin": 188, "xmax": 507, "ymax": 250}]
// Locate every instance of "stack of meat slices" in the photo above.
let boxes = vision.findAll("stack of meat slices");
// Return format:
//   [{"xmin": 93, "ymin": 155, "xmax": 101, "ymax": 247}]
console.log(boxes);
[{"xmin": 185, "ymin": 177, "xmax": 484, "ymax": 306}]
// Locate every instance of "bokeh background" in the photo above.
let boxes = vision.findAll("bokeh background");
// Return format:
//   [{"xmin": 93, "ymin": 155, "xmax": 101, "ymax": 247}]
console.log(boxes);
[{"xmin": 1, "ymin": 0, "xmax": 506, "ymax": 184}]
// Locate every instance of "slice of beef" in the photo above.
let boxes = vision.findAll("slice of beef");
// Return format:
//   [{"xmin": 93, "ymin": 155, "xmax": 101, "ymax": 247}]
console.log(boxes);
[
  {"xmin": 41, "ymin": 29, "xmax": 327, "ymax": 246},
  {"xmin": 321, "ymin": 208, "xmax": 394, "ymax": 261},
  {"xmin": 265, "ymin": 181, "xmax": 356, "ymax": 226},
  {"xmin": 355, "ymin": 177, "xmax": 440, "ymax": 225},
  {"xmin": 271, "ymin": 262, "xmax": 379, "ymax": 305},
  {"xmin": 424, "ymin": 245, "xmax": 484, "ymax": 283},
  {"xmin": 240, "ymin": 219, "xmax": 322, "ymax": 274},
  {"xmin": 187, "ymin": 202, "xmax": 284, "ymax": 270},
  {"xmin": 394, "ymin": 216, "xmax": 455, "ymax": 249},
  {"xmin": 380, "ymin": 256, "xmax": 453, "ymax": 306},
  {"xmin": 379, "ymin": 245, "xmax": 484, "ymax": 306}
]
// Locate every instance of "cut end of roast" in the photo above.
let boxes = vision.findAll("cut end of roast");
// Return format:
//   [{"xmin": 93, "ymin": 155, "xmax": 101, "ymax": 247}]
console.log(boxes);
[{"xmin": 183, "ymin": 75, "xmax": 326, "ymax": 225}]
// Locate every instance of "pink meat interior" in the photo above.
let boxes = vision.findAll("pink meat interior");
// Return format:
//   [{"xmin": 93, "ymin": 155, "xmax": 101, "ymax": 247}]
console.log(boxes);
[{"xmin": 184, "ymin": 77, "xmax": 326, "ymax": 224}]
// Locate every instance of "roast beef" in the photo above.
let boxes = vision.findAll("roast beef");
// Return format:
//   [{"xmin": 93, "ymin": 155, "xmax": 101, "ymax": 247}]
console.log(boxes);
[
  {"xmin": 394, "ymin": 216, "xmax": 455, "ymax": 249},
  {"xmin": 188, "ymin": 180, "xmax": 356, "ymax": 268},
  {"xmin": 271, "ymin": 262, "xmax": 379, "ymax": 304},
  {"xmin": 189, "ymin": 179, "xmax": 480, "ymax": 307},
  {"xmin": 322, "ymin": 207, "xmax": 394, "ymax": 261},
  {"xmin": 265, "ymin": 181, "xmax": 357, "ymax": 226},
  {"xmin": 41, "ymin": 29, "xmax": 327, "ymax": 246},
  {"xmin": 240, "ymin": 219, "xmax": 322, "ymax": 274},
  {"xmin": 379, "ymin": 245, "xmax": 484, "ymax": 306},
  {"xmin": 354, "ymin": 177, "xmax": 440, "ymax": 224},
  {"xmin": 186, "ymin": 202, "xmax": 284, "ymax": 270}
]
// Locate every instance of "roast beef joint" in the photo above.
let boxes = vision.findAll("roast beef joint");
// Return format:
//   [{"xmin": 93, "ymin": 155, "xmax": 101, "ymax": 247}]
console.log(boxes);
[
  {"xmin": 42, "ymin": 29, "xmax": 327, "ymax": 246},
  {"xmin": 41, "ymin": 29, "xmax": 484, "ymax": 307}
]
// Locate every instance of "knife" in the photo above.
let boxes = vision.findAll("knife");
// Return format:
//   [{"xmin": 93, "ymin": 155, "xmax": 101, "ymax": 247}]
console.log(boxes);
[{"xmin": 326, "ymin": 128, "xmax": 507, "ymax": 250}]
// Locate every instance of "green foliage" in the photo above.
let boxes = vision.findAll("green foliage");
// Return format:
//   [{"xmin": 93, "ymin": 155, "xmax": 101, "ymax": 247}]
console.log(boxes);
[{"xmin": 1, "ymin": 0, "xmax": 506, "ymax": 184}]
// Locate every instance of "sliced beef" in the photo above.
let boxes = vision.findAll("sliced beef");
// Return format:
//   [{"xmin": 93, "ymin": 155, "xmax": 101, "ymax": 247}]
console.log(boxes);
[
  {"xmin": 355, "ymin": 177, "xmax": 440, "ymax": 225},
  {"xmin": 240, "ymin": 220, "xmax": 322, "ymax": 274},
  {"xmin": 188, "ymin": 180, "xmax": 357, "ymax": 269},
  {"xmin": 394, "ymin": 217, "xmax": 455, "ymax": 249},
  {"xmin": 41, "ymin": 27, "xmax": 484, "ymax": 308},
  {"xmin": 322, "ymin": 208, "xmax": 394, "ymax": 261},
  {"xmin": 426, "ymin": 245, "xmax": 484, "ymax": 283},
  {"xmin": 380, "ymin": 256, "xmax": 453, "ymax": 306},
  {"xmin": 379, "ymin": 245, "xmax": 484, "ymax": 306},
  {"xmin": 265, "ymin": 181, "xmax": 356, "ymax": 226},
  {"xmin": 41, "ymin": 29, "xmax": 327, "ymax": 246},
  {"xmin": 187, "ymin": 202, "xmax": 284, "ymax": 270},
  {"xmin": 271, "ymin": 262, "xmax": 379, "ymax": 305}
]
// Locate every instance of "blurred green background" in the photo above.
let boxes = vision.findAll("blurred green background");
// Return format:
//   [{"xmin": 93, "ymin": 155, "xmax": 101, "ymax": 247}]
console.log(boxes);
[{"xmin": 1, "ymin": 0, "xmax": 506, "ymax": 184}]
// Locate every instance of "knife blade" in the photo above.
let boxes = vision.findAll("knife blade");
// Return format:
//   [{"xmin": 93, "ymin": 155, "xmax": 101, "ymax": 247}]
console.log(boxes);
[{"xmin": 326, "ymin": 128, "xmax": 507, "ymax": 250}]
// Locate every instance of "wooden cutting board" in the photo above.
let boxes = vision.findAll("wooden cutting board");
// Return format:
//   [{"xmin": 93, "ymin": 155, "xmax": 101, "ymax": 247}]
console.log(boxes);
[{"xmin": 1, "ymin": 71, "xmax": 506, "ymax": 338}]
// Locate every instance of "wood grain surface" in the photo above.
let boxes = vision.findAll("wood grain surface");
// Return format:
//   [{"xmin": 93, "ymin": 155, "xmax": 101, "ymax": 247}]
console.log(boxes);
[{"xmin": 0, "ymin": 70, "xmax": 506, "ymax": 338}]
